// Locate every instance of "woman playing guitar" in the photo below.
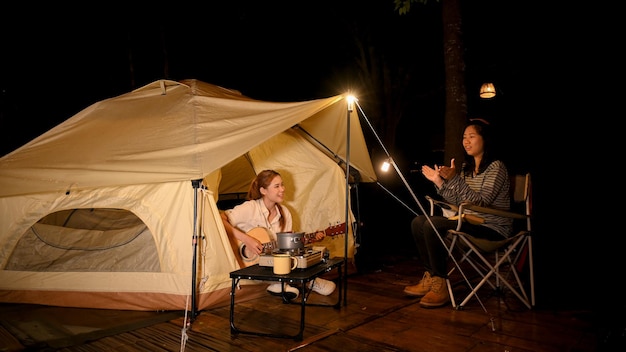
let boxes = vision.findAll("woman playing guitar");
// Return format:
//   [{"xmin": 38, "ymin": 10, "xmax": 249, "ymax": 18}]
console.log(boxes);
[{"xmin": 220, "ymin": 169, "xmax": 336, "ymax": 300}]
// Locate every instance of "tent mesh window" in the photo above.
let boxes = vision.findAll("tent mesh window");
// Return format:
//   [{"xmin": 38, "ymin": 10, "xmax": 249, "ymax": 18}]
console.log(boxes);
[{"xmin": 6, "ymin": 208, "xmax": 160, "ymax": 272}]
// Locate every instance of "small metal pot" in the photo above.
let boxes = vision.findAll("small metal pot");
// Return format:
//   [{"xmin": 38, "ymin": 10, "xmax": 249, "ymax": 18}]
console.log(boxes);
[{"xmin": 276, "ymin": 232, "xmax": 305, "ymax": 250}]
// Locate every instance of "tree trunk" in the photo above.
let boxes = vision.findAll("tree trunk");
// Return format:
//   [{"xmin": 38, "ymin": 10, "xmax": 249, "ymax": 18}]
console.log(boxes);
[{"xmin": 441, "ymin": 0, "xmax": 467, "ymax": 168}]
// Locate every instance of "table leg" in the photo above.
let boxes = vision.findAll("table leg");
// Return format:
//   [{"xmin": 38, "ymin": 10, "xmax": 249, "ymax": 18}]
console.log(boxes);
[
  {"xmin": 298, "ymin": 281, "xmax": 307, "ymax": 340},
  {"xmin": 303, "ymin": 263, "xmax": 343, "ymax": 309},
  {"xmin": 334, "ymin": 263, "xmax": 343, "ymax": 309},
  {"xmin": 230, "ymin": 278, "xmax": 240, "ymax": 334}
]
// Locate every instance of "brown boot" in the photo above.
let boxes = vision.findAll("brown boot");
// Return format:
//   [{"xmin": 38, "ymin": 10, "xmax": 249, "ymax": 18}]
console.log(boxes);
[
  {"xmin": 404, "ymin": 272, "xmax": 432, "ymax": 296},
  {"xmin": 419, "ymin": 275, "xmax": 450, "ymax": 308}
]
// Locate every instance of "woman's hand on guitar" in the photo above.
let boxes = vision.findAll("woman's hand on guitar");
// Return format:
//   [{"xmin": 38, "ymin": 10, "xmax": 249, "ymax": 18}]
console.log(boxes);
[
  {"xmin": 243, "ymin": 236, "xmax": 264, "ymax": 256},
  {"xmin": 305, "ymin": 231, "xmax": 325, "ymax": 244}
]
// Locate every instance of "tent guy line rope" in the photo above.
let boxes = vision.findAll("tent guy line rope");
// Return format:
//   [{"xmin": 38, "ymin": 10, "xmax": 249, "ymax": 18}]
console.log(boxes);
[{"xmin": 354, "ymin": 101, "xmax": 483, "ymax": 313}]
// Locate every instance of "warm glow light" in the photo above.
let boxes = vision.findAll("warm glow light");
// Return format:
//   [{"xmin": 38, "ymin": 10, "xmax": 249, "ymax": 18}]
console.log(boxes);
[
  {"xmin": 346, "ymin": 95, "xmax": 357, "ymax": 112},
  {"xmin": 480, "ymin": 83, "xmax": 496, "ymax": 99},
  {"xmin": 381, "ymin": 159, "xmax": 391, "ymax": 172}
]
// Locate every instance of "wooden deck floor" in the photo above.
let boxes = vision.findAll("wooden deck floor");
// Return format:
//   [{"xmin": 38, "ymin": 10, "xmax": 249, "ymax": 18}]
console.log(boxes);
[{"xmin": 0, "ymin": 256, "xmax": 615, "ymax": 352}]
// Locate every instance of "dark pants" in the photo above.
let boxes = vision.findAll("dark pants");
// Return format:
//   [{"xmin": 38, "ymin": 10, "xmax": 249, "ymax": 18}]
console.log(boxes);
[{"xmin": 410, "ymin": 215, "xmax": 503, "ymax": 278}]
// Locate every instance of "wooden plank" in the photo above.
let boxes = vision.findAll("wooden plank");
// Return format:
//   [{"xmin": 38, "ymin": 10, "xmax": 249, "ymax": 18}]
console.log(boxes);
[{"xmin": 6, "ymin": 256, "xmax": 601, "ymax": 352}]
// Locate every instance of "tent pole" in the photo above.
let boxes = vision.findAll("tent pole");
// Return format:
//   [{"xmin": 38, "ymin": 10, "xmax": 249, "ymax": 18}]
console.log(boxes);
[
  {"xmin": 343, "ymin": 98, "xmax": 353, "ymax": 307},
  {"xmin": 190, "ymin": 179, "xmax": 203, "ymax": 322}
]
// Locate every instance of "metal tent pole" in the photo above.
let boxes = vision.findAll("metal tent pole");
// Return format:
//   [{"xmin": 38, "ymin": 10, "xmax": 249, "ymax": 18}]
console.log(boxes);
[
  {"xmin": 343, "ymin": 97, "xmax": 353, "ymax": 307},
  {"xmin": 190, "ymin": 179, "xmax": 203, "ymax": 321}
]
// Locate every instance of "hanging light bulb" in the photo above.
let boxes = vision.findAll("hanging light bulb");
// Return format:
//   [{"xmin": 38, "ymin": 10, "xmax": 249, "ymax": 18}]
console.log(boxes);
[{"xmin": 479, "ymin": 83, "xmax": 496, "ymax": 99}]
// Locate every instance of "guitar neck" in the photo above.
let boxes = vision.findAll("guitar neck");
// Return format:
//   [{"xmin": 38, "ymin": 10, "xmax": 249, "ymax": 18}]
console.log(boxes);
[{"xmin": 304, "ymin": 223, "xmax": 346, "ymax": 240}]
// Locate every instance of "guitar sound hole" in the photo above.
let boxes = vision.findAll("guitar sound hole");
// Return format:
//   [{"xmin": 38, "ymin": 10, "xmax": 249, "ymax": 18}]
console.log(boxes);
[{"xmin": 241, "ymin": 245, "xmax": 251, "ymax": 259}]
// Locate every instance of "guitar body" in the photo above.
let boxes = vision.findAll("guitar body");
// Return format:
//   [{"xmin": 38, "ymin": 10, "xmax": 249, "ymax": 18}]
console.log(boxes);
[
  {"xmin": 238, "ymin": 227, "xmax": 276, "ymax": 267},
  {"xmin": 234, "ymin": 223, "xmax": 345, "ymax": 267}
]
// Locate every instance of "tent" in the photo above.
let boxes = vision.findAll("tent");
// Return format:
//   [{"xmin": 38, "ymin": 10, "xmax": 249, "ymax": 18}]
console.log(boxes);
[{"xmin": 0, "ymin": 79, "xmax": 377, "ymax": 311}]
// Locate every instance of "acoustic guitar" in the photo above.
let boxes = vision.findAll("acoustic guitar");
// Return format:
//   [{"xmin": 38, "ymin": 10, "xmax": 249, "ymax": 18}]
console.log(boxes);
[{"xmin": 236, "ymin": 223, "xmax": 345, "ymax": 267}]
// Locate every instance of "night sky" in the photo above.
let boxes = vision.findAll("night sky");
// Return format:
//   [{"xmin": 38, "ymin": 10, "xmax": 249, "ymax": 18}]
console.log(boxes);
[{"xmin": 1, "ymin": 1, "xmax": 537, "ymax": 158}]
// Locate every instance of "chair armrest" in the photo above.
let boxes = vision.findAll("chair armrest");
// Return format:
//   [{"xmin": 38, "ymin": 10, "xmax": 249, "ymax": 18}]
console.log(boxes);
[
  {"xmin": 426, "ymin": 196, "xmax": 458, "ymax": 215},
  {"xmin": 459, "ymin": 203, "xmax": 528, "ymax": 220},
  {"xmin": 426, "ymin": 196, "xmax": 464, "ymax": 229}
]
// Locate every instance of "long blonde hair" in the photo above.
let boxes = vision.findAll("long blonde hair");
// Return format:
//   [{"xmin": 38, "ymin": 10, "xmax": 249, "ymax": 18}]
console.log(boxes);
[{"xmin": 246, "ymin": 169, "xmax": 286, "ymax": 231}]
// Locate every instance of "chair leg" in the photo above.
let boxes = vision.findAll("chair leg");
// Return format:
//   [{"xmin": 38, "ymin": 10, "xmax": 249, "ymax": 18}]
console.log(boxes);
[
  {"xmin": 446, "ymin": 235, "xmax": 489, "ymax": 312},
  {"xmin": 527, "ymin": 237, "xmax": 535, "ymax": 307},
  {"xmin": 453, "ymin": 234, "xmax": 532, "ymax": 310},
  {"xmin": 446, "ymin": 278, "xmax": 457, "ymax": 308}
]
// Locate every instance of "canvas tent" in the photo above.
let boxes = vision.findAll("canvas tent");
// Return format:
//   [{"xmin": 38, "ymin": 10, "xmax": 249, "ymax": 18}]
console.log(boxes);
[{"xmin": 0, "ymin": 79, "xmax": 377, "ymax": 311}]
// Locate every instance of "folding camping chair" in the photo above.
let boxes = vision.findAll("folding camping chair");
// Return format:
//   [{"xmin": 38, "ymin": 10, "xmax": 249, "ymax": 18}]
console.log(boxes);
[{"xmin": 428, "ymin": 173, "xmax": 534, "ymax": 311}]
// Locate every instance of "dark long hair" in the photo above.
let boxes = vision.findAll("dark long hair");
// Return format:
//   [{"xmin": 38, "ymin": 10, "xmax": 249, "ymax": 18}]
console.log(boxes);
[
  {"xmin": 246, "ymin": 169, "xmax": 287, "ymax": 231},
  {"xmin": 461, "ymin": 118, "xmax": 498, "ymax": 178}
]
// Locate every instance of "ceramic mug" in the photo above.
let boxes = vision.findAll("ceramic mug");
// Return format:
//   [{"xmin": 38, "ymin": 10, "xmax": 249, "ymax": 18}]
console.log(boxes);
[{"xmin": 273, "ymin": 253, "xmax": 298, "ymax": 275}]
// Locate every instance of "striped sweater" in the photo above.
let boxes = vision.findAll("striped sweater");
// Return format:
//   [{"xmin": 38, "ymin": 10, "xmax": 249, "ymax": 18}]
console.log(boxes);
[{"xmin": 437, "ymin": 160, "xmax": 513, "ymax": 238}]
